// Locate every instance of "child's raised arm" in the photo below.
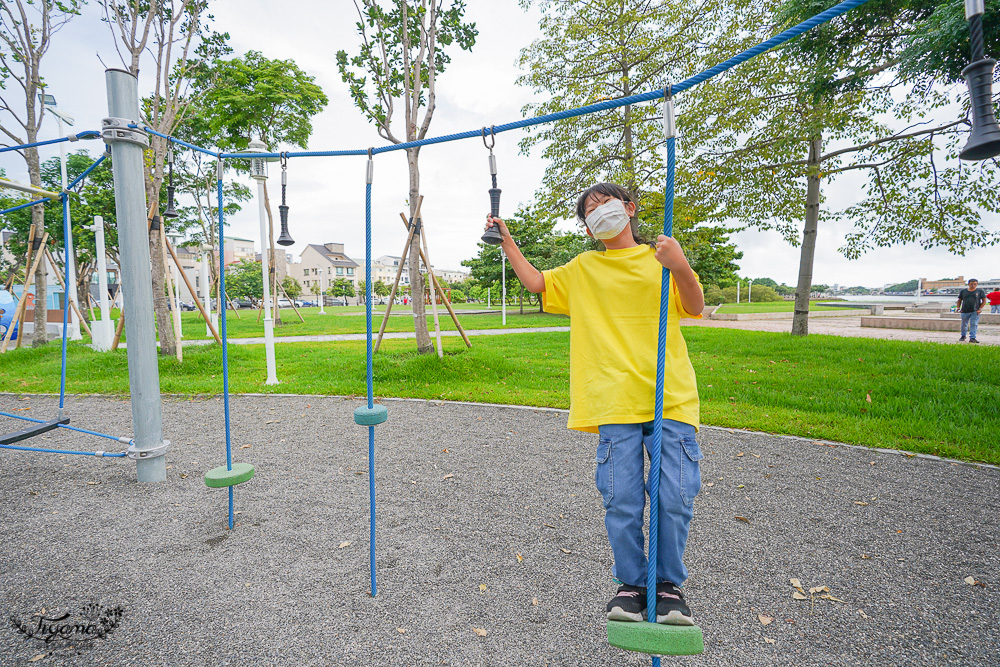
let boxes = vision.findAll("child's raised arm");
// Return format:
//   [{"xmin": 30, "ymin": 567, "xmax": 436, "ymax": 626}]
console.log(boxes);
[
  {"xmin": 485, "ymin": 215, "xmax": 546, "ymax": 294},
  {"xmin": 655, "ymin": 235, "xmax": 704, "ymax": 315}
]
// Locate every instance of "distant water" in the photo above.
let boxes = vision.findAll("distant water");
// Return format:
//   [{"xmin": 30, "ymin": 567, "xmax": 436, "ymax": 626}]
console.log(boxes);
[{"xmin": 833, "ymin": 294, "xmax": 955, "ymax": 304}]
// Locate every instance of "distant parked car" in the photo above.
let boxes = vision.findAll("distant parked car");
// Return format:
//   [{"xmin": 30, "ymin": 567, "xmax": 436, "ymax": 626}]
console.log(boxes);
[
  {"xmin": 276, "ymin": 298, "xmax": 303, "ymax": 308},
  {"xmin": 328, "ymin": 297, "xmax": 348, "ymax": 307},
  {"xmin": 232, "ymin": 298, "xmax": 253, "ymax": 309},
  {"xmin": 179, "ymin": 301, "xmax": 196, "ymax": 311},
  {"xmin": 300, "ymin": 300, "xmax": 316, "ymax": 307}
]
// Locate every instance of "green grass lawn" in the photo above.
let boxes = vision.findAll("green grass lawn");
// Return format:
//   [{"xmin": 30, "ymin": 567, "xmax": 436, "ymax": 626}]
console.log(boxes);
[
  {"xmin": 2, "ymin": 327, "xmax": 998, "ymax": 464},
  {"xmin": 715, "ymin": 300, "xmax": 848, "ymax": 314}
]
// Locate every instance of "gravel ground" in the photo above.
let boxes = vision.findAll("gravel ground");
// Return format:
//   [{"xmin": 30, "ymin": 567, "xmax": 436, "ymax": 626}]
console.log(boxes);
[{"xmin": 0, "ymin": 394, "xmax": 997, "ymax": 667}]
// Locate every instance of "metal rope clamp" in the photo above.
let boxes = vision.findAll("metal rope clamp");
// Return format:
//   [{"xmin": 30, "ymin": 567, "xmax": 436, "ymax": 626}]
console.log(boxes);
[
  {"xmin": 126, "ymin": 439, "xmax": 170, "ymax": 460},
  {"xmin": 101, "ymin": 117, "xmax": 150, "ymax": 149},
  {"xmin": 663, "ymin": 84, "xmax": 677, "ymax": 140}
]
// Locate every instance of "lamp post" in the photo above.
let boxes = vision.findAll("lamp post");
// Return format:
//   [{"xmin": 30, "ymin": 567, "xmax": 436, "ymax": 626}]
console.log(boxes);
[
  {"xmin": 166, "ymin": 233, "xmax": 184, "ymax": 346},
  {"xmin": 41, "ymin": 94, "xmax": 81, "ymax": 340},
  {"xmin": 747, "ymin": 278, "xmax": 754, "ymax": 304},
  {"xmin": 201, "ymin": 244, "xmax": 217, "ymax": 337},
  {"xmin": 85, "ymin": 216, "xmax": 114, "ymax": 351},
  {"xmin": 247, "ymin": 139, "xmax": 279, "ymax": 385},
  {"xmin": 319, "ymin": 266, "xmax": 326, "ymax": 315}
]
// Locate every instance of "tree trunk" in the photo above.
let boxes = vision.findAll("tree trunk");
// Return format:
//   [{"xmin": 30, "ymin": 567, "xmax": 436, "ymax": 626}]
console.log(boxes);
[
  {"xmin": 791, "ymin": 133, "xmax": 824, "ymax": 337},
  {"xmin": 406, "ymin": 148, "xmax": 432, "ymax": 354},
  {"xmin": 24, "ymin": 145, "xmax": 48, "ymax": 347}
]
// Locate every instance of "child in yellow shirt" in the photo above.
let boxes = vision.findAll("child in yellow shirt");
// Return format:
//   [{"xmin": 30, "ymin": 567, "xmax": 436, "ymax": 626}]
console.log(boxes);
[{"xmin": 485, "ymin": 182, "xmax": 704, "ymax": 625}]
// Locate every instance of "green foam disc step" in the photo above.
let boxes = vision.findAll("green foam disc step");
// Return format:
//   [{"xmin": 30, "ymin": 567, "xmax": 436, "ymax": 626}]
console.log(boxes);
[
  {"xmin": 204, "ymin": 462, "xmax": 255, "ymax": 488},
  {"xmin": 607, "ymin": 620, "xmax": 703, "ymax": 656},
  {"xmin": 354, "ymin": 404, "xmax": 388, "ymax": 425}
]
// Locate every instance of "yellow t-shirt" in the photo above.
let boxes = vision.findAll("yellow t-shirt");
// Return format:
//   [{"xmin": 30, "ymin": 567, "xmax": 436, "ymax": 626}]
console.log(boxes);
[{"xmin": 541, "ymin": 245, "xmax": 701, "ymax": 433}]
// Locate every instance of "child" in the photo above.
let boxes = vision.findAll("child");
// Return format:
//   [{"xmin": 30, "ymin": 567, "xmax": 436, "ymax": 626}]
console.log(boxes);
[{"xmin": 485, "ymin": 182, "xmax": 705, "ymax": 626}]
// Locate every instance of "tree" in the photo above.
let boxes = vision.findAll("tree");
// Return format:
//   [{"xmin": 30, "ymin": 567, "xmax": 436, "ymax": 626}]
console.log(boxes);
[
  {"xmin": 225, "ymin": 259, "xmax": 263, "ymax": 301},
  {"xmin": 331, "ymin": 278, "xmax": 356, "ymax": 298},
  {"xmin": 373, "ymin": 279, "xmax": 390, "ymax": 298},
  {"xmin": 1, "ymin": 151, "xmax": 118, "ymax": 322},
  {"xmin": 338, "ymin": 0, "xmax": 477, "ymax": 353},
  {"xmin": 101, "ymin": 0, "xmax": 230, "ymax": 355},
  {"xmin": 517, "ymin": 0, "xmax": 743, "ymax": 285},
  {"xmin": 199, "ymin": 50, "xmax": 328, "ymax": 323},
  {"xmin": 282, "ymin": 275, "xmax": 302, "ymax": 299},
  {"xmin": 1, "ymin": 0, "xmax": 82, "ymax": 345},
  {"xmin": 683, "ymin": 0, "xmax": 1000, "ymax": 336}
]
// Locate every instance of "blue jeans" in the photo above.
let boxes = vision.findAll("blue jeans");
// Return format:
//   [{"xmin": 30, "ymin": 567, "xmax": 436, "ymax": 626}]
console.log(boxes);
[
  {"xmin": 991, "ymin": 305, "xmax": 999, "ymax": 314},
  {"xmin": 596, "ymin": 420, "xmax": 703, "ymax": 588},
  {"xmin": 961, "ymin": 312, "xmax": 980, "ymax": 339}
]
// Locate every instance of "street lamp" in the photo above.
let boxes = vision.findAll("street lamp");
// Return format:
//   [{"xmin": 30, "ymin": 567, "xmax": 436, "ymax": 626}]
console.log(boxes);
[
  {"xmin": 41, "ymin": 93, "xmax": 81, "ymax": 340},
  {"xmin": 246, "ymin": 139, "xmax": 279, "ymax": 385},
  {"xmin": 747, "ymin": 278, "xmax": 754, "ymax": 304}
]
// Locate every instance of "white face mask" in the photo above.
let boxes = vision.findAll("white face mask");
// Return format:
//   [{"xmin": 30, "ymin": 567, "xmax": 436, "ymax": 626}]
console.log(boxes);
[{"xmin": 584, "ymin": 199, "xmax": 630, "ymax": 240}]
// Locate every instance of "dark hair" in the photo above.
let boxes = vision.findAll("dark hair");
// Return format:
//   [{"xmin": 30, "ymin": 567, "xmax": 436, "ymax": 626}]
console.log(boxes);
[
  {"xmin": 574, "ymin": 182, "xmax": 653, "ymax": 247},
  {"xmin": 968, "ymin": 278, "xmax": 978, "ymax": 283}
]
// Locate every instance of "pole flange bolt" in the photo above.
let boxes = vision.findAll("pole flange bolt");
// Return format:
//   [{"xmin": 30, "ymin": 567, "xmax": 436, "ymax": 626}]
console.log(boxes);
[
  {"xmin": 101, "ymin": 117, "xmax": 150, "ymax": 149},
  {"xmin": 126, "ymin": 439, "xmax": 170, "ymax": 460}
]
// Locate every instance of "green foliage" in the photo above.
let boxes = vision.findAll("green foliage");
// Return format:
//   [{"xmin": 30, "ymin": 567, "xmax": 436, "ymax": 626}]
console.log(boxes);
[
  {"xmin": 201, "ymin": 50, "xmax": 329, "ymax": 153},
  {"xmin": 373, "ymin": 279, "xmax": 390, "ymax": 298},
  {"xmin": 282, "ymin": 275, "xmax": 303, "ymax": 299},
  {"xmin": 749, "ymin": 284, "xmax": 783, "ymax": 302},
  {"xmin": 900, "ymin": 0, "xmax": 1000, "ymax": 83},
  {"xmin": 887, "ymin": 279, "xmax": 919, "ymax": 292},
  {"xmin": 226, "ymin": 259, "xmax": 263, "ymax": 300},
  {"xmin": 811, "ymin": 284, "xmax": 830, "ymax": 293},
  {"xmin": 331, "ymin": 278, "xmax": 355, "ymax": 298}
]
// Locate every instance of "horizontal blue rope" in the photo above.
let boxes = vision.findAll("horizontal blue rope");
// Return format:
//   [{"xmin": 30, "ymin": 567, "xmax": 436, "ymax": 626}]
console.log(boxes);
[
  {"xmin": 4, "ymin": 0, "xmax": 874, "ymax": 163},
  {"xmin": 141, "ymin": 125, "xmax": 221, "ymax": 158},
  {"xmin": 0, "ymin": 410, "xmax": 133, "ymax": 444},
  {"xmin": 0, "ymin": 136, "xmax": 74, "ymax": 154},
  {"xmin": 0, "ymin": 443, "xmax": 127, "ymax": 457},
  {"xmin": 0, "ymin": 197, "xmax": 51, "ymax": 215},
  {"xmin": 160, "ymin": 0, "xmax": 873, "ymax": 160}
]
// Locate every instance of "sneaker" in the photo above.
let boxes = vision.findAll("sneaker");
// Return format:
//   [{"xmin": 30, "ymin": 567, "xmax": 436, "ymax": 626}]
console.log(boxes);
[
  {"xmin": 959, "ymin": 336, "xmax": 967, "ymax": 341},
  {"xmin": 970, "ymin": 338, "xmax": 980, "ymax": 344},
  {"xmin": 655, "ymin": 582, "xmax": 694, "ymax": 625},
  {"xmin": 606, "ymin": 584, "xmax": 646, "ymax": 622}
]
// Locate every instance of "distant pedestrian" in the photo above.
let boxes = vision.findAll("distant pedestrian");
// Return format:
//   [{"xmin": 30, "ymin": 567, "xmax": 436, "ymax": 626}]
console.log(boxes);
[
  {"xmin": 987, "ymin": 287, "xmax": 1000, "ymax": 315},
  {"xmin": 957, "ymin": 278, "xmax": 987, "ymax": 343}
]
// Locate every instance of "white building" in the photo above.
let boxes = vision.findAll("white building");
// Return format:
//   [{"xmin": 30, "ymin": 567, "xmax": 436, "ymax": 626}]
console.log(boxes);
[{"xmin": 294, "ymin": 243, "xmax": 360, "ymax": 296}]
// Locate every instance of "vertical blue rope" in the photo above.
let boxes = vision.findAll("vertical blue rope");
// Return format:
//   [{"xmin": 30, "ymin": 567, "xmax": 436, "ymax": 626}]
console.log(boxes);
[
  {"xmin": 216, "ymin": 166, "xmax": 235, "ymax": 530},
  {"xmin": 365, "ymin": 176, "xmax": 377, "ymax": 597},
  {"xmin": 59, "ymin": 193, "xmax": 70, "ymax": 413},
  {"xmin": 646, "ymin": 135, "xmax": 675, "ymax": 667}
]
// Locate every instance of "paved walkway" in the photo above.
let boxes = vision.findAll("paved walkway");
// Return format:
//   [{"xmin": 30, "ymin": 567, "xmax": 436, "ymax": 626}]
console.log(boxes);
[{"xmin": 131, "ymin": 314, "xmax": 994, "ymax": 349}]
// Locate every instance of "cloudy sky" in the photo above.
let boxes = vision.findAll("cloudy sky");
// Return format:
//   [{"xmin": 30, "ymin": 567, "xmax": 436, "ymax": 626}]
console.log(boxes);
[{"xmin": 1, "ymin": 0, "xmax": 997, "ymax": 288}]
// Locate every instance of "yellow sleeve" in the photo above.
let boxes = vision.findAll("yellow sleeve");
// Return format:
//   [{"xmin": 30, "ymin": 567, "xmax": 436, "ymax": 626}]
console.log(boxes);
[{"xmin": 541, "ymin": 261, "xmax": 574, "ymax": 316}]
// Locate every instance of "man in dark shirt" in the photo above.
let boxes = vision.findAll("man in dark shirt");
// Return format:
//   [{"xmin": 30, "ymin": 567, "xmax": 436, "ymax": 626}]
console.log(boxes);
[{"xmin": 957, "ymin": 278, "xmax": 987, "ymax": 343}]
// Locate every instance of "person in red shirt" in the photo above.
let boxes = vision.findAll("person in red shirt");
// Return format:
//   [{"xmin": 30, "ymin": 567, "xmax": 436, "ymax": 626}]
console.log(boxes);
[{"xmin": 987, "ymin": 287, "xmax": 1000, "ymax": 315}]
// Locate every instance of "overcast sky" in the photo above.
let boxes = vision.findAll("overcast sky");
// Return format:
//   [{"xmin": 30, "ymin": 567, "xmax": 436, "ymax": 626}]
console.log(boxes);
[{"xmin": 1, "ymin": 0, "xmax": 997, "ymax": 288}]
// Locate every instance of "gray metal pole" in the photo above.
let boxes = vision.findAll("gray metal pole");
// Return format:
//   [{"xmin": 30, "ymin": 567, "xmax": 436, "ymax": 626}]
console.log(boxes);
[{"xmin": 104, "ymin": 69, "xmax": 168, "ymax": 482}]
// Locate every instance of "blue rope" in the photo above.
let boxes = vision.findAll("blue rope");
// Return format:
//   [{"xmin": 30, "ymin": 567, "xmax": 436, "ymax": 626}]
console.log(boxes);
[
  {"xmin": 365, "ymin": 175, "xmax": 377, "ymax": 597},
  {"xmin": 216, "ymin": 164, "xmax": 235, "ymax": 530},
  {"xmin": 0, "ymin": 197, "xmax": 52, "ymax": 215},
  {"xmin": 0, "ymin": 136, "xmax": 75, "ymax": 154},
  {"xmin": 126, "ymin": 0, "xmax": 873, "ymax": 162},
  {"xmin": 59, "ymin": 194, "xmax": 70, "ymax": 412},
  {"xmin": 141, "ymin": 125, "xmax": 221, "ymax": 158},
  {"xmin": 0, "ymin": 443, "xmax": 126, "ymax": 457},
  {"xmin": 66, "ymin": 153, "xmax": 107, "ymax": 191},
  {"xmin": 0, "ymin": 155, "xmax": 106, "ymax": 217},
  {"xmin": 645, "ymin": 136, "xmax": 675, "ymax": 667}
]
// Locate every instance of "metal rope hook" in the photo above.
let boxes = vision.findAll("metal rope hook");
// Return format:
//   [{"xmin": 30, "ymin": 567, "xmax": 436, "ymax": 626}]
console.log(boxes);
[
  {"xmin": 663, "ymin": 82, "xmax": 677, "ymax": 140},
  {"xmin": 480, "ymin": 126, "xmax": 503, "ymax": 245},
  {"xmin": 276, "ymin": 152, "xmax": 294, "ymax": 246}
]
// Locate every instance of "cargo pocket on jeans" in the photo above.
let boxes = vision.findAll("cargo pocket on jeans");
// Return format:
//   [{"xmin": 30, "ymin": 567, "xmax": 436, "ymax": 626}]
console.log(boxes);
[
  {"xmin": 595, "ymin": 436, "xmax": 613, "ymax": 507},
  {"xmin": 679, "ymin": 435, "xmax": 703, "ymax": 507}
]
